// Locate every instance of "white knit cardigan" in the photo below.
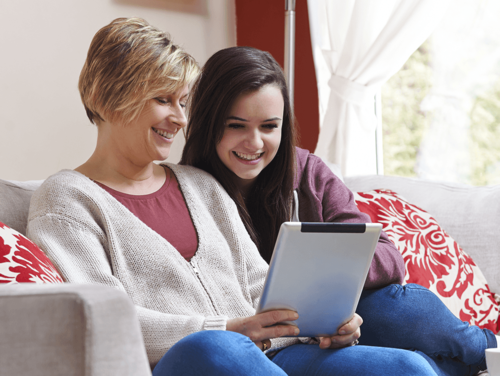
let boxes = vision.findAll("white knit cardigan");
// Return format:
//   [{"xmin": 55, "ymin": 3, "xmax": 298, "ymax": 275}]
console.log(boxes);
[{"xmin": 27, "ymin": 164, "xmax": 300, "ymax": 366}]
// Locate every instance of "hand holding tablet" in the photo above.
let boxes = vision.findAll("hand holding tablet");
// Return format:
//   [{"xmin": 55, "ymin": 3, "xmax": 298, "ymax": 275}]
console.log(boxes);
[{"xmin": 226, "ymin": 309, "xmax": 300, "ymax": 350}]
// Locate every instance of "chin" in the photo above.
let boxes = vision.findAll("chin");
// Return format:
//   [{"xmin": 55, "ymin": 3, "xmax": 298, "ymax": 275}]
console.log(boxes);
[
  {"xmin": 155, "ymin": 149, "xmax": 172, "ymax": 161},
  {"xmin": 235, "ymin": 172, "xmax": 260, "ymax": 181}
]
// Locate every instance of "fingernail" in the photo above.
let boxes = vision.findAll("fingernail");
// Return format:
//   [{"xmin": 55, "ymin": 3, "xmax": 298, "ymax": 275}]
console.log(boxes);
[
  {"xmin": 294, "ymin": 328, "xmax": 300, "ymax": 335},
  {"xmin": 293, "ymin": 313, "xmax": 299, "ymax": 320},
  {"xmin": 339, "ymin": 330, "xmax": 346, "ymax": 335}
]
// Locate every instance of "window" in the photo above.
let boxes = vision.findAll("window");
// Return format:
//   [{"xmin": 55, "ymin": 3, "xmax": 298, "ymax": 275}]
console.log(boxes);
[{"xmin": 382, "ymin": 0, "xmax": 500, "ymax": 186}]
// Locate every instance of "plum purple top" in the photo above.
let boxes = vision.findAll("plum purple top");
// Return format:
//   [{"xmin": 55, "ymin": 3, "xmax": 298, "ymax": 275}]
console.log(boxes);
[{"xmin": 294, "ymin": 147, "xmax": 405, "ymax": 289}]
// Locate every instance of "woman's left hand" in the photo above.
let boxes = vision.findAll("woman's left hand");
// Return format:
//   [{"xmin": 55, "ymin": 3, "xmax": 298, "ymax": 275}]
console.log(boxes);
[{"xmin": 318, "ymin": 313, "xmax": 363, "ymax": 349}]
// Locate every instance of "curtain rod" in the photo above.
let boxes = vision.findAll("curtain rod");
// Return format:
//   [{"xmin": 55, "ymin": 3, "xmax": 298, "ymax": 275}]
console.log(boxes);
[{"xmin": 285, "ymin": 0, "xmax": 296, "ymax": 108}]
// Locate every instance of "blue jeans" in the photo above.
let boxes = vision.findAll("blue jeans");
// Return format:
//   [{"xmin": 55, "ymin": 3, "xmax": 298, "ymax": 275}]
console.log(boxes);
[
  {"xmin": 153, "ymin": 330, "xmax": 437, "ymax": 376},
  {"xmin": 357, "ymin": 283, "xmax": 497, "ymax": 376},
  {"xmin": 153, "ymin": 283, "xmax": 496, "ymax": 375}
]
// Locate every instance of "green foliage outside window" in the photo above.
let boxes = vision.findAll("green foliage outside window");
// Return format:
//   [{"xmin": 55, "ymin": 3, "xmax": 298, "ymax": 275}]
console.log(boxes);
[
  {"xmin": 382, "ymin": 40, "xmax": 500, "ymax": 186},
  {"xmin": 470, "ymin": 79, "xmax": 500, "ymax": 186},
  {"xmin": 381, "ymin": 42, "xmax": 433, "ymax": 178}
]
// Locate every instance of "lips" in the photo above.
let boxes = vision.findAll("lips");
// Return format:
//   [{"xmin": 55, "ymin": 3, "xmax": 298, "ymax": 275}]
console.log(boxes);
[
  {"xmin": 152, "ymin": 127, "xmax": 174, "ymax": 139},
  {"xmin": 233, "ymin": 151, "xmax": 264, "ymax": 161}
]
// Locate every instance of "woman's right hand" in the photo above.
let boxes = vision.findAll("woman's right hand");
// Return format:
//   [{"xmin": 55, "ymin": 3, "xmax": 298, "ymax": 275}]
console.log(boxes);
[{"xmin": 226, "ymin": 310, "xmax": 300, "ymax": 350}]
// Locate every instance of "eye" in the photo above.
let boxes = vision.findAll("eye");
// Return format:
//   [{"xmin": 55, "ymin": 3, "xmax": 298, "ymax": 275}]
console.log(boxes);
[
  {"xmin": 180, "ymin": 102, "xmax": 187, "ymax": 109},
  {"xmin": 262, "ymin": 123, "xmax": 278, "ymax": 130},
  {"xmin": 227, "ymin": 123, "xmax": 244, "ymax": 129},
  {"xmin": 155, "ymin": 97, "xmax": 168, "ymax": 105}
]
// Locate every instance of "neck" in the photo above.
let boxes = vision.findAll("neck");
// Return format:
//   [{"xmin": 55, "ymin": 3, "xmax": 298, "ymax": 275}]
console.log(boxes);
[
  {"xmin": 75, "ymin": 124, "xmax": 166, "ymax": 194},
  {"xmin": 232, "ymin": 174, "xmax": 256, "ymax": 200}
]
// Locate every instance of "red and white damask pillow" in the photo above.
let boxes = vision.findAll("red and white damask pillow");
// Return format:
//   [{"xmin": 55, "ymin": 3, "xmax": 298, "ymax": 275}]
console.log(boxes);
[
  {"xmin": 354, "ymin": 189, "xmax": 499, "ymax": 334},
  {"xmin": 0, "ymin": 221, "xmax": 63, "ymax": 284}
]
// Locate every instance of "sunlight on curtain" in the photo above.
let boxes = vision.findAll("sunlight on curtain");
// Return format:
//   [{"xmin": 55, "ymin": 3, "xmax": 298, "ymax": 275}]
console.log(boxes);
[{"xmin": 307, "ymin": 0, "xmax": 451, "ymax": 176}]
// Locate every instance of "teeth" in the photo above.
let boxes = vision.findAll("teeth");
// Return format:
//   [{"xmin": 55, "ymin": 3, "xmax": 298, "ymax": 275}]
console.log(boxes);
[
  {"xmin": 153, "ymin": 128, "xmax": 174, "ymax": 139},
  {"xmin": 234, "ymin": 151, "xmax": 263, "ymax": 161}
]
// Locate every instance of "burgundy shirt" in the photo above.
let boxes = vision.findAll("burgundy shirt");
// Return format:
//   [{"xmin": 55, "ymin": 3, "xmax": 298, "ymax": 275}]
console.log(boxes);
[
  {"xmin": 96, "ymin": 170, "xmax": 198, "ymax": 261},
  {"xmin": 294, "ymin": 147, "xmax": 405, "ymax": 289}
]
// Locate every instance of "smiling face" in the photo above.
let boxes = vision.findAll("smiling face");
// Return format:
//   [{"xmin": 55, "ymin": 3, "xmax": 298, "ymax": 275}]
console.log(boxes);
[
  {"xmin": 216, "ymin": 85, "xmax": 284, "ymax": 188},
  {"xmin": 110, "ymin": 84, "xmax": 189, "ymax": 165}
]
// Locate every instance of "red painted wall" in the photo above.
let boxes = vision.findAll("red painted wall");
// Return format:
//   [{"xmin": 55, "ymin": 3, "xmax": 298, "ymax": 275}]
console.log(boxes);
[{"xmin": 234, "ymin": 0, "xmax": 319, "ymax": 152}]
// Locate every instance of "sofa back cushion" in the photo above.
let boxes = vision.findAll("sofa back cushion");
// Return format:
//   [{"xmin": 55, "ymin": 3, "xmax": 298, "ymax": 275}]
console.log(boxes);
[
  {"xmin": 345, "ymin": 175, "xmax": 500, "ymax": 294},
  {"xmin": 0, "ymin": 179, "xmax": 44, "ymax": 236}
]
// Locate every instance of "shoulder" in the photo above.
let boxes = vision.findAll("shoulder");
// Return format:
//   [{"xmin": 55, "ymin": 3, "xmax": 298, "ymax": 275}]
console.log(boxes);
[
  {"xmin": 294, "ymin": 147, "xmax": 340, "ymax": 188},
  {"xmin": 29, "ymin": 170, "xmax": 110, "ymax": 222},
  {"xmin": 165, "ymin": 163, "xmax": 236, "ymax": 207},
  {"xmin": 31, "ymin": 170, "xmax": 97, "ymax": 205},
  {"xmin": 166, "ymin": 163, "xmax": 225, "ymax": 192},
  {"xmin": 294, "ymin": 146, "xmax": 312, "ymax": 172},
  {"xmin": 166, "ymin": 163, "xmax": 217, "ymax": 183}
]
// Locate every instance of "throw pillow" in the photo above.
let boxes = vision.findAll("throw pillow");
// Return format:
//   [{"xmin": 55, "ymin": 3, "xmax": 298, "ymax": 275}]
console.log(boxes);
[
  {"xmin": 0, "ymin": 221, "xmax": 63, "ymax": 284},
  {"xmin": 354, "ymin": 189, "xmax": 499, "ymax": 333}
]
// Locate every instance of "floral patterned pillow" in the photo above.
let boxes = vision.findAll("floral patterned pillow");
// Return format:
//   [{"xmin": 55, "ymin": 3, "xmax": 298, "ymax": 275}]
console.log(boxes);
[
  {"xmin": 354, "ymin": 189, "xmax": 499, "ymax": 333},
  {"xmin": 0, "ymin": 221, "xmax": 63, "ymax": 284}
]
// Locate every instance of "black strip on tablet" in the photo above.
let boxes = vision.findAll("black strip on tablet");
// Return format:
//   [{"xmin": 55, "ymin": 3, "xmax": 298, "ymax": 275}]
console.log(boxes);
[{"xmin": 300, "ymin": 223, "xmax": 366, "ymax": 233}]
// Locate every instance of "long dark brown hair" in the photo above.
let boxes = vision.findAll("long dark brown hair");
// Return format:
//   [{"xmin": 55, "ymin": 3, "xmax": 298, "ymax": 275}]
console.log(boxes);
[{"xmin": 181, "ymin": 46, "xmax": 296, "ymax": 262}]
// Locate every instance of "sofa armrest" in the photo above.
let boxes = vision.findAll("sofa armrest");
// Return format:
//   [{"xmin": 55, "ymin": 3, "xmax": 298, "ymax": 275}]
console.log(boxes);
[{"xmin": 0, "ymin": 283, "xmax": 152, "ymax": 376}]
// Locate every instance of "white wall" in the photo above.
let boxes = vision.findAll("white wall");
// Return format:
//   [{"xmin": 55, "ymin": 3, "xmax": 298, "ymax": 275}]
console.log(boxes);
[{"xmin": 0, "ymin": 0, "xmax": 235, "ymax": 180}]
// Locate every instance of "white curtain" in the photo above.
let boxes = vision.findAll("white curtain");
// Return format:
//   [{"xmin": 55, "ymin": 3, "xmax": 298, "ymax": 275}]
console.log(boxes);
[{"xmin": 308, "ymin": 0, "xmax": 451, "ymax": 176}]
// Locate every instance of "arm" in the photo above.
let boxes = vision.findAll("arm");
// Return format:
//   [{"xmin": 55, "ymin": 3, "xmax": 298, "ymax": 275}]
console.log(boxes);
[
  {"xmin": 27, "ymin": 214, "xmax": 226, "ymax": 366},
  {"xmin": 211, "ymin": 191, "xmax": 302, "ymax": 346},
  {"xmin": 298, "ymin": 155, "xmax": 405, "ymax": 289}
]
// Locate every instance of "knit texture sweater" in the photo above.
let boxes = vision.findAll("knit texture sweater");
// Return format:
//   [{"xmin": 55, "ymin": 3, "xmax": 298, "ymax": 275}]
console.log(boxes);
[
  {"xmin": 294, "ymin": 147, "xmax": 405, "ymax": 288},
  {"xmin": 27, "ymin": 164, "xmax": 299, "ymax": 366}
]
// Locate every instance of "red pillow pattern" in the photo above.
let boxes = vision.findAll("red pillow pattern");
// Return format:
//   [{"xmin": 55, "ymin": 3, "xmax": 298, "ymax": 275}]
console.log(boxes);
[
  {"xmin": 354, "ymin": 189, "xmax": 499, "ymax": 333},
  {"xmin": 0, "ymin": 221, "xmax": 63, "ymax": 284}
]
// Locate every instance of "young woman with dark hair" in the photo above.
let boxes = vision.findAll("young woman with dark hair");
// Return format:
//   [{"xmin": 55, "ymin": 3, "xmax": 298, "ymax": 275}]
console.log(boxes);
[
  {"xmin": 182, "ymin": 46, "xmax": 497, "ymax": 376},
  {"xmin": 182, "ymin": 47, "xmax": 296, "ymax": 263}
]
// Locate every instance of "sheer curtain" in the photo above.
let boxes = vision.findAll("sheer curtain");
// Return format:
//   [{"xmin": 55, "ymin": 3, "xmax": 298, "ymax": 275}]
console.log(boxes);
[{"xmin": 308, "ymin": 0, "xmax": 451, "ymax": 176}]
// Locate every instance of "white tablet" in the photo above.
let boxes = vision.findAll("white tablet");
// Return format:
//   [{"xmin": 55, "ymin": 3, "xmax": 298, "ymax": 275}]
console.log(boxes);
[{"xmin": 256, "ymin": 222, "xmax": 382, "ymax": 337}]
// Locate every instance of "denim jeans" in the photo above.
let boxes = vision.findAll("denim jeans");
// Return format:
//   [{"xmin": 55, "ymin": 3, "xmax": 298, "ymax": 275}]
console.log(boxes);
[
  {"xmin": 153, "ymin": 330, "xmax": 437, "ymax": 376},
  {"xmin": 357, "ymin": 283, "xmax": 497, "ymax": 376},
  {"xmin": 153, "ymin": 283, "xmax": 496, "ymax": 376}
]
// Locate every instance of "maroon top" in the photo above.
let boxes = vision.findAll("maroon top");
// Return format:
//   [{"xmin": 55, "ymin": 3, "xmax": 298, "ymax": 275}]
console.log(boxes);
[
  {"xmin": 96, "ymin": 169, "xmax": 198, "ymax": 261},
  {"xmin": 294, "ymin": 147, "xmax": 405, "ymax": 289}
]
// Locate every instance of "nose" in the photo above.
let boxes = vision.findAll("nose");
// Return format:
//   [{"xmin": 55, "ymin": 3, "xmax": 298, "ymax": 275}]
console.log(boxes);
[
  {"xmin": 172, "ymin": 103, "xmax": 187, "ymax": 129},
  {"xmin": 244, "ymin": 128, "xmax": 264, "ymax": 150}
]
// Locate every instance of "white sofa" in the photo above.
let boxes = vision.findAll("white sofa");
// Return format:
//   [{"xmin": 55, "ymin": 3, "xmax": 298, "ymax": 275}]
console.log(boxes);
[{"xmin": 1, "ymin": 175, "xmax": 499, "ymax": 375}]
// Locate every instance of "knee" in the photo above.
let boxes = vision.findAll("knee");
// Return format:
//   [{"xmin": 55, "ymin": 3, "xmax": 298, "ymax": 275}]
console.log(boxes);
[
  {"xmin": 358, "ymin": 284, "xmax": 402, "ymax": 316},
  {"xmin": 395, "ymin": 351, "xmax": 438, "ymax": 376},
  {"xmin": 361, "ymin": 283, "xmax": 438, "ymax": 308}
]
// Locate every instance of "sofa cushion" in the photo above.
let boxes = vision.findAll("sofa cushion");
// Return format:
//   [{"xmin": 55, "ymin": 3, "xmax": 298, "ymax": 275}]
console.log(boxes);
[
  {"xmin": 354, "ymin": 189, "xmax": 499, "ymax": 333},
  {"xmin": 345, "ymin": 175, "xmax": 500, "ymax": 296},
  {"xmin": 0, "ymin": 221, "xmax": 63, "ymax": 284},
  {"xmin": 0, "ymin": 178, "xmax": 44, "ymax": 236}
]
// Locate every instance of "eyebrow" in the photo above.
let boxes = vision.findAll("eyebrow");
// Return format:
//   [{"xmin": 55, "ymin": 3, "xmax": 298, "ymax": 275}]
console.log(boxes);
[{"xmin": 226, "ymin": 116, "xmax": 282, "ymax": 122}]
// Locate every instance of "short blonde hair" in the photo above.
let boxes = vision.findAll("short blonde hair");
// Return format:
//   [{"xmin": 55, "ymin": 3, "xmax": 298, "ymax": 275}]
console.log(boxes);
[{"xmin": 79, "ymin": 17, "xmax": 199, "ymax": 125}]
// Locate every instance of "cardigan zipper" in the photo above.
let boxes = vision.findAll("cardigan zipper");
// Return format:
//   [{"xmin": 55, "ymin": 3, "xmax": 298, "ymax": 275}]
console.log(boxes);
[{"xmin": 190, "ymin": 260, "xmax": 220, "ymax": 315}]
